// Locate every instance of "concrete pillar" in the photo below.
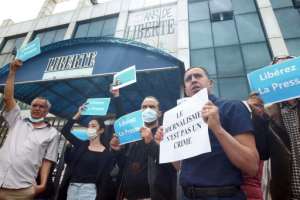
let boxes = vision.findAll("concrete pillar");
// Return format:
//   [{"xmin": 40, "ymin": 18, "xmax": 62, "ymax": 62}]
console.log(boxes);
[
  {"xmin": 0, "ymin": 37, "xmax": 5, "ymax": 49},
  {"xmin": 114, "ymin": 11, "xmax": 128, "ymax": 38},
  {"xmin": 0, "ymin": 19, "xmax": 14, "ymax": 27},
  {"xmin": 255, "ymin": 0, "xmax": 289, "ymax": 57},
  {"xmin": 176, "ymin": 0, "xmax": 190, "ymax": 69}
]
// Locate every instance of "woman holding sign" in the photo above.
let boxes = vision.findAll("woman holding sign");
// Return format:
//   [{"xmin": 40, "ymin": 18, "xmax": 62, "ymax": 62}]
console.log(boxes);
[{"xmin": 60, "ymin": 105, "xmax": 115, "ymax": 200}]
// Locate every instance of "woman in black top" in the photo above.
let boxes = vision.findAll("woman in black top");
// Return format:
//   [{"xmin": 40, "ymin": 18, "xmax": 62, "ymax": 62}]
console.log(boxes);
[{"xmin": 61, "ymin": 105, "xmax": 114, "ymax": 200}]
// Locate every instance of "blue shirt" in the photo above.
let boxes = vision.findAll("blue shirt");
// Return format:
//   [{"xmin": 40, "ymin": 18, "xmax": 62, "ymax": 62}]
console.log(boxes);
[{"xmin": 180, "ymin": 95, "xmax": 254, "ymax": 187}]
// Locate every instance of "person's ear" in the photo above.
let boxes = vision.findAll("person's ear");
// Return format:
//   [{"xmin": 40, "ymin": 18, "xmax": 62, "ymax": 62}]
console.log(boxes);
[{"xmin": 157, "ymin": 110, "xmax": 162, "ymax": 118}]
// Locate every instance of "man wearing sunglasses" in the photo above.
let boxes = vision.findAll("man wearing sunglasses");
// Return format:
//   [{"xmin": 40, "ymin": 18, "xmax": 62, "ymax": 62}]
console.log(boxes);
[{"xmin": 0, "ymin": 59, "xmax": 60, "ymax": 200}]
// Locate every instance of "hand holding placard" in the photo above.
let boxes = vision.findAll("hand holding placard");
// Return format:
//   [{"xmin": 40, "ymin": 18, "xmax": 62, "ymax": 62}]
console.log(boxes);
[
  {"xmin": 81, "ymin": 98, "xmax": 111, "ymax": 116},
  {"xmin": 112, "ymin": 65, "xmax": 137, "ymax": 90},
  {"xmin": 16, "ymin": 37, "xmax": 41, "ymax": 62},
  {"xmin": 114, "ymin": 110, "xmax": 144, "ymax": 145}
]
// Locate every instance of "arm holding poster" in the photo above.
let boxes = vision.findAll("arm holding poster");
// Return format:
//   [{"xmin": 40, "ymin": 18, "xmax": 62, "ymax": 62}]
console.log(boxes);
[{"xmin": 202, "ymin": 101, "xmax": 259, "ymax": 176}]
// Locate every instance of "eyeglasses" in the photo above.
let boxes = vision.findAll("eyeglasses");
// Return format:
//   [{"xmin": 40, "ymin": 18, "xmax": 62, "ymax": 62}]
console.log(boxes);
[{"xmin": 271, "ymin": 55, "xmax": 296, "ymax": 65}]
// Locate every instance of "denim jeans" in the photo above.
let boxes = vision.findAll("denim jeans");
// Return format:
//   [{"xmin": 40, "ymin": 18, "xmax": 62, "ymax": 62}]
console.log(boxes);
[{"xmin": 67, "ymin": 183, "xmax": 97, "ymax": 200}]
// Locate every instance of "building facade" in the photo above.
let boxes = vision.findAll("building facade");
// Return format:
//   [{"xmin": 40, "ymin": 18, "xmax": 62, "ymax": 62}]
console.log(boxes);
[{"xmin": 0, "ymin": 0, "xmax": 299, "ymax": 101}]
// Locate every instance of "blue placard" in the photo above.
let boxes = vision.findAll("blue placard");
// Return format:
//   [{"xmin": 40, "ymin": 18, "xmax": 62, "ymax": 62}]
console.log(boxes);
[
  {"xmin": 114, "ymin": 110, "xmax": 144, "ymax": 145},
  {"xmin": 81, "ymin": 98, "xmax": 111, "ymax": 116},
  {"xmin": 71, "ymin": 129, "xmax": 89, "ymax": 141},
  {"xmin": 247, "ymin": 57, "xmax": 300, "ymax": 104},
  {"xmin": 16, "ymin": 37, "xmax": 41, "ymax": 62},
  {"xmin": 112, "ymin": 65, "xmax": 137, "ymax": 89}
]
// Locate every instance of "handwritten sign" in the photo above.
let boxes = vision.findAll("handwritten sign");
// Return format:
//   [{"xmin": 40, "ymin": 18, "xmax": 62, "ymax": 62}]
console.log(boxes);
[{"xmin": 160, "ymin": 88, "xmax": 211, "ymax": 163}]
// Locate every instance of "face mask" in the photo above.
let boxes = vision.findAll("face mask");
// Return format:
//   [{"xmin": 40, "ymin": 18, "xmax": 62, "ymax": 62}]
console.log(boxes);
[
  {"xmin": 29, "ymin": 116, "xmax": 45, "ymax": 123},
  {"xmin": 142, "ymin": 108, "xmax": 158, "ymax": 123},
  {"xmin": 87, "ymin": 128, "xmax": 98, "ymax": 140}
]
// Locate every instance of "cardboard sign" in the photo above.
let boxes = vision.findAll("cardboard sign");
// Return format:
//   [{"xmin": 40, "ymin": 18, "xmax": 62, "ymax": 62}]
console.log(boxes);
[
  {"xmin": 247, "ymin": 57, "xmax": 300, "ymax": 104},
  {"xmin": 16, "ymin": 37, "xmax": 41, "ymax": 62},
  {"xmin": 112, "ymin": 65, "xmax": 137, "ymax": 90},
  {"xmin": 160, "ymin": 88, "xmax": 211, "ymax": 163},
  {"xmin": 81, "ymin": 98, "xmax": 111, "ymax": 116},
  {"xmin": 114, "ymin": 110, "xmax": 144, "ymax": 145}
]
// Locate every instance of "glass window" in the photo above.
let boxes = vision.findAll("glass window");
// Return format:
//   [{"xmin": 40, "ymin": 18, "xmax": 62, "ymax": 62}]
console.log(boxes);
[
  {"xmin": 274, "ymin": 8, "xmax": 300, "ymax": 39},
  {"xmin": 102, "ymin": 17, "xmax": 118, "ymax": 36},
  {"xmin": 212, "ymin": 20, "xmax": 239, "ymax": 46},
  {"xmin": 87, "ymin": 20, "xmax": 104, "ymax": 37},
  {"xmin": 189, "ymin": 20, "xmax": 213, "ymax": 49},
  {"xmin": 241, "ymin": 42, "xmax": 271, "ymax": 72},
  {"xmin": 75, "ymin": 16, "xmax": 118, "ymax": 38},
  {"xmin": 34, "ymin": 27, "xmax": 67, "ymax": 46},
  {"xmin": 209, "ymin": 0, "xmax": 232, "ymax": 14},
  {"xmin": 211, "ymin": 78, "xmax": 220, "ymax": 97},
  {"xmin": 270, "ymin": 0, "xmax": 293, "ymax": 8},
  {"xmin": 219, "ymin": 77, "xmax": 249, "ymax": 100},
  {"xmin": 286, "ymin": 38, "xmax": 300, "ymax": 56},
  {"xmin": 1, "ymin": 39, "xmax": 15, "ymax": 53},
  {"xmin": 75, "ymin": 23, "xmax": 89, "ymax": 38},
  {"xmin": 235, "ymin": 13, "xmax": 265, "ymax": 43},
  {"xmin": 41, "ymin": 30, "xmax": 57, "ymax": 46},
  {"xmin": 0, "ymin": 54, "xmax": 14, "ymax": 68},
  {"xmin": 54, "ymin": 28, "xmax": 67, "ymax": 42},
  {"xmin": 190, "ymin": 48, "xmax": 216, "ymax": 76},
  {"xmin": 188, "ymin": 1, "xmax": 210, "ymax": 21},
  {"xmin": 215, "ymin": 45, "xmax": 245, "ymax": 77},
  {"xmin": 232, "ymin": 0, "xmax": 256, "ymax": 14}
]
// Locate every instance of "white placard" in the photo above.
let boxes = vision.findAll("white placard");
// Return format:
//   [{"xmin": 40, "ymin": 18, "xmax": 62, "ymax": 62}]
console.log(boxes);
[{"xmin": 160, "ymin": 88, "xmax": 211, "ymax": 163}]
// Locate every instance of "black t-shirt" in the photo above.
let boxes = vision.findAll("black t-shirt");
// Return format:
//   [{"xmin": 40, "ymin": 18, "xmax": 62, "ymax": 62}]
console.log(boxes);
[
  {"xmin": 70, "ymin": 148, "xmax": 111, "ymax": 183},
  {"xmin": 122, "ymin": 141, "xmax": 150, "ymax": 199}
]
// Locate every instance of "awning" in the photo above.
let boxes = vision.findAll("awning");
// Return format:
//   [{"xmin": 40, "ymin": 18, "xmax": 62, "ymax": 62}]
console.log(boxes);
[{"xmin": 0, "ymin": 37, "xmax": 185, "ymax": 123}]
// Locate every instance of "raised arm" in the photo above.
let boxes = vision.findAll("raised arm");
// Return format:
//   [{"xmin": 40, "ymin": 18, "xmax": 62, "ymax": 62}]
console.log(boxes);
[
  {"xmin": 3, "ymin": 60, "xmax": 22, "ymax": 112},
  {"xmin": 61, "ymin": 105, "xmax": 85, "ymax": 147}
]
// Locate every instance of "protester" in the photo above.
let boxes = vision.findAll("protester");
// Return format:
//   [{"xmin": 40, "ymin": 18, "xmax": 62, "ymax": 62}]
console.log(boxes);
[
  {"xmin": 155, "ymin": 66, "xmax": 259, "ymax": 200},
  {"xmin": 241, "ymin": 93, "xmax": 271, "ymax": 200},
  {"xmin": 60, "ymin": 104, "xmax": 115, "ymax": 200},
  {"xmin": 110, "ymin": 96, "xmax": 177, "ymax": 200},
  {"xmin": 265, "ymin": 55, "xmax": 300, "ymax": 200},
  {"xmin": 0, "ymin": 59, "xmax": 60, "ymax": 200}
]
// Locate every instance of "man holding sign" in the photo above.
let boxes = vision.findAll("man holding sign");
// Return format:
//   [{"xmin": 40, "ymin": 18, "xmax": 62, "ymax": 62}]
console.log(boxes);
[
  {"xmin": 156, "ymin": 67, "xmax": 259, "ymax": 199},
  {"xmin": 264, "ymin": 56, "xmax": 300, "ymax": 200},
  {"xmin": 110, "ymin": 96, "xmax": 177, "ymax": 200}
]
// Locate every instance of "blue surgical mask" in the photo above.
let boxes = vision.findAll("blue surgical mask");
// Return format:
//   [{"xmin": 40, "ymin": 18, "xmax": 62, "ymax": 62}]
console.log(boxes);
[
  {"xmin": 87, "ymin": 128, "xmax": 98, "ymax": 140},
  {"xmin": 29, "ymin": 116, "xmax": 45, "ymax": 123},
  {"xmin": 142, "ymin": 108, "xmax": 158, "ymax": 123}
]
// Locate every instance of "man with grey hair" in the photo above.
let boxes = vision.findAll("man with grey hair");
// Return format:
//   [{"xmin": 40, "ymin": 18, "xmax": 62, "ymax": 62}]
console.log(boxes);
[{"xmin": 0, "ymin": 59, "xmax": 60, "ymax": 200}]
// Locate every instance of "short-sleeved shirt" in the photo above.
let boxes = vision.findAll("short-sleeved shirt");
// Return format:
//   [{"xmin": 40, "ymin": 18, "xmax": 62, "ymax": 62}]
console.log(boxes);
[
  {"xmin": 0, "ymin": 105, "xmax": 59, "ymax": 189},
  {"xmin": 180, "ymin": 95, "xmax": 254, "ymax": 187}
]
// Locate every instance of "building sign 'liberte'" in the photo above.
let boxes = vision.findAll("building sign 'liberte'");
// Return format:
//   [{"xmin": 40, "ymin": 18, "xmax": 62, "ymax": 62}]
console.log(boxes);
[{"xmin": 42, "ymin": 51, "xmax": 98, "ymax": 80}]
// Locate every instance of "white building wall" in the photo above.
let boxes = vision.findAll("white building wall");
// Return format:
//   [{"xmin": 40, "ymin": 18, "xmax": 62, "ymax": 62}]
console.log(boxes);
[
  {"xmin": 256, "ymin": 0, "xmax": 289, "ymax": 57},
  {"xmin": 0, "ymin": 0, "xmax": 292, "ymax": 68}
]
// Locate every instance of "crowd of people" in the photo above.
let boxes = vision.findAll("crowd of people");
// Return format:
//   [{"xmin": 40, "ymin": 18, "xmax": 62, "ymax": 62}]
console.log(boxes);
[{"xmin": 0, "ymin": 55, "xmax": 299, "ymax": 200}]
